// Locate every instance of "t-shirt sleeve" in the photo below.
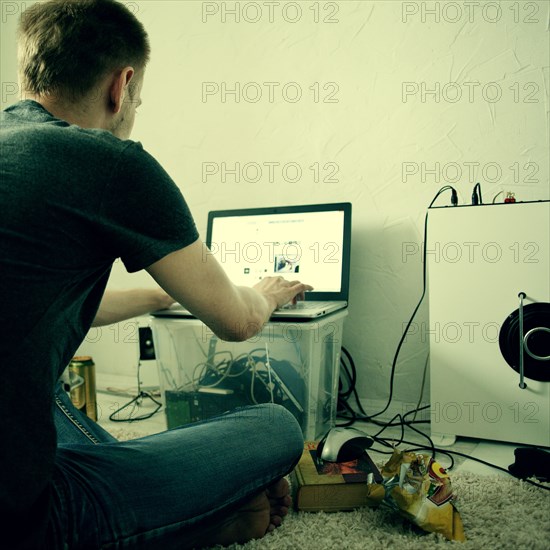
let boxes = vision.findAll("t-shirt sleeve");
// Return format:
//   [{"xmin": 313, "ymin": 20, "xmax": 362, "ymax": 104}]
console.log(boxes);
[{"xmin": 98, "ymin": 141, "xmax": 199, "ymax": 272}]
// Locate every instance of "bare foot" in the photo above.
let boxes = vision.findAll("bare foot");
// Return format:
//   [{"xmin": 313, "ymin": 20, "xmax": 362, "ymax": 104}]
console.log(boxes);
[
  {"xmin": 266, "ymin": 477, "xmax": 292, "ymax": 531},
  {"xmin": 191, "ymin": 478, "xmax": 292, "ymax": 549}
]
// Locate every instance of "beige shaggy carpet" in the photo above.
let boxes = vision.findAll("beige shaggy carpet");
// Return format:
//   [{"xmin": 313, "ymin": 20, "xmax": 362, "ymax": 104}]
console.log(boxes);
[{"xmin": 109, "ymin": 428, "xmax": 549, "ymax": 550}]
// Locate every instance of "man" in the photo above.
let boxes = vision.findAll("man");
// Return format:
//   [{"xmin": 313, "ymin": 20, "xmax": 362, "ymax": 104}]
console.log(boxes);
[{"xmin": 0, "ymin": 1, "xmax": 312, "ymax": 548}]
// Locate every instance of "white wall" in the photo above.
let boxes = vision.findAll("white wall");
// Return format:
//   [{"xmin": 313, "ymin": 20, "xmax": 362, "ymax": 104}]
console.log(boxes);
[{"xmin": 2, "ymin": 1, "xmax": 549, "ymax": 416}]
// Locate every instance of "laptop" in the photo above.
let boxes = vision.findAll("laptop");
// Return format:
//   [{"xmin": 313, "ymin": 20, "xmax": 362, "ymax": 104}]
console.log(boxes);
[{"xmin": 152, "ymin": 202, "xmax": 352, "ymax": 320}]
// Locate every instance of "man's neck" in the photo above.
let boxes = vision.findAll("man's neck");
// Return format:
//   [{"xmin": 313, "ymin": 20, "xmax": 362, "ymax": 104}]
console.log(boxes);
[{"xmin": 23, "ymin": 92, "xmax": 108, "ymax": 131}]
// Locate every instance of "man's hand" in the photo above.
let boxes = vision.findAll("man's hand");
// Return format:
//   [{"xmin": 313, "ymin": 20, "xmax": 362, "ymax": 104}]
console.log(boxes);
[
  {"xmin": 252, "ymin": 277, "xmax": 313, "ymax": 310},
  {"xmin": 151, "ymin": 289, "xmax": 177, "ymax": 310},
  {"xmin": 147, "ymin": 239, "xmax": 314, "ymax": 341}
]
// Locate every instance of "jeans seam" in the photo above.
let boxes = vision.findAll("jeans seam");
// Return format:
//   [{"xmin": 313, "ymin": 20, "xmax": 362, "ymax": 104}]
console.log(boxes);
[{"xmin": 55, "ymin": 394, "xmax": 100, "ymax": 444}]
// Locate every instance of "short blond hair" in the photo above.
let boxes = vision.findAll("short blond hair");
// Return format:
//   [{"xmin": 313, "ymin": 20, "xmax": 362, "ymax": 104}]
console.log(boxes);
[{"xmin": 18, "ymin": 0, "xmax": 150, "ymax": 100}]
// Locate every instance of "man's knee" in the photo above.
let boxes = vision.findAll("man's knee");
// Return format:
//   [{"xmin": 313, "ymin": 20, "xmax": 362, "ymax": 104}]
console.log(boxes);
[{"xmin": 227, "ymin": 403, "xmax": 304, "ymax": 455}]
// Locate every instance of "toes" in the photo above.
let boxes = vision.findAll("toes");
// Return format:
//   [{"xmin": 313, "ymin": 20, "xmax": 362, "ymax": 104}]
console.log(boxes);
[
  {"xmin": 264, "ymin": 478, "xmax": 293, "ymax": 533},
  {"xmin": 266, "ymin": 478, "xmax": 290, "ymax": 499},
  {"xmin": 270, "ymin": 514, "xmax": 283, "ymax": 528},
  {"xmin": 268, "ymin": 493, "xmax": 291, "ymax": 504},
  {"xmin": 269, "ymin": 504, "xmax": 289, "ymax": 517},
  {"xmin": 268, "ymin": 494, "xmax": 292, "ymax": 510}
]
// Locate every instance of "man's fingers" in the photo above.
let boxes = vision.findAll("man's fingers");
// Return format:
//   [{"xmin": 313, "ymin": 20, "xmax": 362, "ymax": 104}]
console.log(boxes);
[
  {"xmin": 287, "ymin": 282, "xmax": 313, "ymax": 304},
  {"xmin": 290, "ymin": 282, "xmax": 313, "ymax": 295}
]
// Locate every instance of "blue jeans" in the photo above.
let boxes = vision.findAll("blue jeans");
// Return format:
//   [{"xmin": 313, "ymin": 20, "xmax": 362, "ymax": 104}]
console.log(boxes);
[{"xmin": 50, "ymin": 384, "xmax": 304, "ymax": 549}]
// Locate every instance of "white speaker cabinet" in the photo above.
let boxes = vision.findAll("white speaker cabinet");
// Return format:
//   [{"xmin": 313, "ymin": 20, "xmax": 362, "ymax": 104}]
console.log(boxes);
[{"xmin": 427, "ymin": 200, "xmax": 549, "ymax": 447}]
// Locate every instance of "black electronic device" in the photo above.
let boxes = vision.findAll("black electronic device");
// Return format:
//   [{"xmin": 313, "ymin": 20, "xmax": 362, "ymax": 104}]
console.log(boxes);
[
  {"xmin": 139, "ymin": 326, "xmax": 156, "ymax": 361},
  {"xmin": 499, "ymin": 301, "xmax": 550, "ymax": 383},
  {"xmin": 165, "ymin": 389, "xmax": 243, "ymax": 429},
  {"xmin": 508, "ymin": 447, "xmax": 550, "ymax": 482},
  {"xmin": 164, "ymin": 352, "xmax": 306, "ymax": 429}
]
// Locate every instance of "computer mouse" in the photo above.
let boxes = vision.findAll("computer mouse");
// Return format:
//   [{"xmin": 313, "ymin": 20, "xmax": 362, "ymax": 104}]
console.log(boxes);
[{"xmin": 316, "ymin": 426, "xmax": 374, "ymax": 463}]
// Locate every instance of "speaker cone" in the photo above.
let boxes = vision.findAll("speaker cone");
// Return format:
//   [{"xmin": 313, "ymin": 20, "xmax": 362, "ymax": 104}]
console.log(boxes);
[{"xmin": 499, "ymin": 303, "xmax": 550, "ymax": 382}]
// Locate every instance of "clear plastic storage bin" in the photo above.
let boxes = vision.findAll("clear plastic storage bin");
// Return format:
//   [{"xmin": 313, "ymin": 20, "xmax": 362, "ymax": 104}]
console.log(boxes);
[{"xmin": 151, "ymin": 310, "xmax": 347, "ymax": 440}]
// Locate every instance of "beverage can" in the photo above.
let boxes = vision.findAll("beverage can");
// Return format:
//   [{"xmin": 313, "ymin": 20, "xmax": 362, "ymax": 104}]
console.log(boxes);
[{"xmin": 68, "ymin": 356, "xmax": 97, "ymax": 421}]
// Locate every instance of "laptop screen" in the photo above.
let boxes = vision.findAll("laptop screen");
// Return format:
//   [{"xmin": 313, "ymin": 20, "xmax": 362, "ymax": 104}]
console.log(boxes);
[{"xmin": 205, "ymin": 202, "xmax": 351, "ymax": 301}]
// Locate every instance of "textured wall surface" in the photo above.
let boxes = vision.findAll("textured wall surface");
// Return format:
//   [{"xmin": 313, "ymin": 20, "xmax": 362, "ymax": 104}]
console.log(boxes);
[{"xmin": 2, "ymin": 1, "xmax": 548, "ymax": 416}]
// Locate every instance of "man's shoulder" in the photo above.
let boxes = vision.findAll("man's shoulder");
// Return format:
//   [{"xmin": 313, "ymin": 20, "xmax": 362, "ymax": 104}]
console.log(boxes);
[
  {"xmin": 1, "ymin": 99, "xmax": 143, "ymax": 156},
  {"xmin": 70, "ymin": 125, "xmax": 143, "ymax": 157}
]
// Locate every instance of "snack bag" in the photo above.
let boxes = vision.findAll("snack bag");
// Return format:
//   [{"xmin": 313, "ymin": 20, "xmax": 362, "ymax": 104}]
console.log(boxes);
[{"xmin": 380, "ymin": 449, "xmax": 466, "ymax": 542}]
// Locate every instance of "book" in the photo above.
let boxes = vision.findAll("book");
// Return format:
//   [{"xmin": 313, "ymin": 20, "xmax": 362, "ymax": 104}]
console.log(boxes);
[{"xmin": 291, "ymin": 441, "xmax": 385, "ymax": 512}]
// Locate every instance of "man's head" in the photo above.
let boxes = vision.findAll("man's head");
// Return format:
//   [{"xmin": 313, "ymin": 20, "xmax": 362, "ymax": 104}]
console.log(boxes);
[{"xmin": 18, "ymin": 0, "xmax": 150, "ymax": 139}]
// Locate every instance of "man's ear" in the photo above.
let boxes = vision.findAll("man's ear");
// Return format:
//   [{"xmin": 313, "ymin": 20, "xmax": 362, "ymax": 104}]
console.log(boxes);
[{"xmin": 109, "ymin": 67, "xmax": 135, "ymax": 114}]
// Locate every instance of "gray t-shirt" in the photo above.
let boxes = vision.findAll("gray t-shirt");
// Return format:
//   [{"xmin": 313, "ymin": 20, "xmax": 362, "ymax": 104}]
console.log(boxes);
[{"xmin": 0, "ymin": 100, "xmax": 199, "ymax": 546}]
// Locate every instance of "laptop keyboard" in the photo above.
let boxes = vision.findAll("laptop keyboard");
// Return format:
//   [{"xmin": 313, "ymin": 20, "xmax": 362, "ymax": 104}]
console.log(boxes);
[{"xmin": 280, "ymin": 301, "xmax": 329, "ymax": 310}]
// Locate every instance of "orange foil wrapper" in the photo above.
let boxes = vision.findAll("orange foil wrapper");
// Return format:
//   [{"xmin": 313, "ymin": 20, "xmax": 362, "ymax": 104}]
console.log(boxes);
[{"xmin": 380, "ymin": 449, "xmax": 466, "ymax": 542}]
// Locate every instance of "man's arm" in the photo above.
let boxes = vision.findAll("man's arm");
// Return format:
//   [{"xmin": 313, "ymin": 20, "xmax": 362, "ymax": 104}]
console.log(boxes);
[
  {"xmin": 146, "ymin": 238, "xmax": 312, "ymax": 342},
  {"xmin": 92, "ymin": 289, "xmax": 175, "ymax": 327}
]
